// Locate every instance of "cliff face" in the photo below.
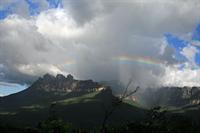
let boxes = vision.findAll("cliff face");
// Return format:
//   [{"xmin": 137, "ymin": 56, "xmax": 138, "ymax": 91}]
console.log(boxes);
[
  {"xmin": 29, "ymin": 74, "xmax": 102, "ymax": 92},
  {"xmin": 139, "ymin": 86, "xmax": 200, "ymax": 107}
]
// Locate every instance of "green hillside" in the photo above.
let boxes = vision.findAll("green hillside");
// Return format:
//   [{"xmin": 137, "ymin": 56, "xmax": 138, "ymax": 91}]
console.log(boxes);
[
  {"xmin": 1, "ymin": 74, "xmax": 200, "ymax": 132},
  {"xmin": 0, "ymin": 88, "xmax": 146, "ymax": 129}
]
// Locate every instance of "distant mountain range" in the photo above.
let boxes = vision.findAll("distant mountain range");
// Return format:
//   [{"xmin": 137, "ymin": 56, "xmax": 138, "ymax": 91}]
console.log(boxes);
[
  {"xmin": 137, "ymin": 86, "xmax": 200, "ymax": 108},
  {"xmin": 0, "ymin": 74, "xmax": 145, "ymax": 128},
  {"xmin": 1, "ymin": 73, "xmax": 200, "ymax": 131},
  {"xmin": 100, "ymin": 80, "xmax": 200, "ymax": 107}
]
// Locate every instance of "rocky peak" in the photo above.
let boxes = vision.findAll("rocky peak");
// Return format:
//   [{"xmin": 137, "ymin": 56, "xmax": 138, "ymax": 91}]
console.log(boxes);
[
  {"xmin": 43, "ymin": 73, "xmax": 55, "ymax": 81},
  {"xmin": 30, "ymin": 73, "xmax": 102, "ymax": 92},
  {"xmin": 66, "ymin": 74, "xmax": 73, "ymax": 81},
  {"xmin": 56, "ymin": 74, "xmax": 66, "ymax": 80}
]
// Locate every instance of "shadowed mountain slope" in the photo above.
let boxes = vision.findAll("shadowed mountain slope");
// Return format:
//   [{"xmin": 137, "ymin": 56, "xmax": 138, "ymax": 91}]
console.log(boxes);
[{"xmin": 0, "ymin": 74, "xmax": 146, "ymax": 128}]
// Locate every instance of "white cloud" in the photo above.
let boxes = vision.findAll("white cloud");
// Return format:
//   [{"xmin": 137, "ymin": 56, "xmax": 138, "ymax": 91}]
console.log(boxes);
[
  {"xmin": 0, "ymin": 81, "xmax": 22, "ymax": 87},
  {"xmin": 191, "ymin": 40, "xmax": 200, "ymax": 47},
  {"xmin": 181, "ymin": 45, "xmax": 199, "ymax": 67},
  {"xmin": 1, "ymin": 0, "xmax": 200, "ymax": 87},
  {"xmin": 16, "ymin": 63, "xmax": 68, "ymax": 76},
  {"xmin": 162, "ymin": 66, "xmax": 200, "ymax": 87},
  {"xmin": 36, "ymin": 9, "xmax": 88, "ymax": 38}
]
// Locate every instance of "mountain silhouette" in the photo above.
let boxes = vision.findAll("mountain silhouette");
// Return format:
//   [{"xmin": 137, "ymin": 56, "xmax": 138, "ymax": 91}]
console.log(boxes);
[{"xmin": 0, "ymin": 74, "xmax": 145, "ymax": 128}]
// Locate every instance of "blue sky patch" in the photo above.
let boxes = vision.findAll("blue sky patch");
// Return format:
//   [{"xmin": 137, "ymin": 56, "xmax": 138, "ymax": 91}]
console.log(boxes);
[
  {"xmin": 165, "ymin": 23, "xmax": 200, "ymax": 67},
  {"xmin": 178, "ymin": 63, "xmax": 186, "ymax": 70},
  {"xmin": 0, "ymin": 2, "xmax": 17, "ymax": 19},
  {"xmin": 0, "ymin": 8, "xmax": 11, "ymax": 19},
  {"xmin": 164, "ymin": 33, "xmax": 188, "ymax": 51},
  {"xmin": 192, "ymin": 23, "xmax": 200, "ymax": 41},
  {"xmin": 174, "ymin": 51, "xmax": 187, "ymax": 62},
  {"xmin": 46, "ymin": 0, "xmax": 63, "ymax": 8},
  {"xmin": 164, "ymin": 33, "xmax": 188, "ymax": 62},
  {"xmin": 0, "ymin": 83, "xmax": 27, "ymax": 96},
  {"xmin": 25, "ymin": 0, "xmax": 40, "ymax": 16},
  {"xmin": 0, "ymin": 0, "xmax": 64, "ymax": 19},
  {"xmin": 195, "ymin": 52, "xmax": 200, "ymax": 66}
]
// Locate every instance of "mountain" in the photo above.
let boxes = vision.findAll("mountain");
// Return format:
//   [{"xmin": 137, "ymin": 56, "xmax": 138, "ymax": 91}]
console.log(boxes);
[
  {"xmin": 100, "ymin": 81, "xmax": 200, "ymax": 120},
  {"xmin": 1, "ymin": 75, "xmax": 200, "ymax": 132},
  {"xmin": 100, "ymin": 80, "xmax": 125, "ymax": 95},
  {"xmin": 30, "ymin": 73, "xmax": 101, "ymax": 92},
  {"xmin": 139, "ymin": 86, "xmax": 200, "ymax": 108},
  {"xmin": 99, "ymin": 80, "xmax": 200, "ymax": 108},
  {"xmin": 0, "ymin": 74, "xmax": 146, "ymax": 128}
]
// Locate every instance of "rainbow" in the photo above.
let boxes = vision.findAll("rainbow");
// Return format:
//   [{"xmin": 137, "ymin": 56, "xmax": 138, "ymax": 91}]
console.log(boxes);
[
  {"xmin": 55, "ymin": 60, "xmax": 75, "ymax": 69},
  {"xmin": 114, "ymin": 55, "xmax": 163, "ymax": 66}
]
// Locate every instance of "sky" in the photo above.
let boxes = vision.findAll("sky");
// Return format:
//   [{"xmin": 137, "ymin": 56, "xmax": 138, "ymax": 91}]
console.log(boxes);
[{"xmin": 1, "ymin": 0, "xmax": 200, "ymax": 96}]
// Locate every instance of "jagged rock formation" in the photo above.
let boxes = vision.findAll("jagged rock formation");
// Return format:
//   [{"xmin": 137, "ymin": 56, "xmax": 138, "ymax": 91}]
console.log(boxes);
[{"xmin": 30, "ymin": 73, "xmax": 102, "ymax": 92}]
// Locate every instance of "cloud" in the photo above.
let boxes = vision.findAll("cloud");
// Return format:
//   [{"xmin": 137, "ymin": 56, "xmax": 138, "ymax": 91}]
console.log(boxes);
[
  {"xmin": 0, "ymin": 14, "xmax": 75, "ymax": 83},
  {"xmin": 181, "ymin": 45, "xmax": 198, "ymax": 67},
  {"xmin": 0, "ymin": 82, "xmax": 27, "ymax": 96},
  {"xmin": 16, "ymin": 63, "xmax": 67, "ymax": 76},
  {"xmin": 0, "ymin": 81, "xmax": 22, "ymax": 87},
  {"xmin": 161, "ymin": 65, "xmax": 200, "ymax": 87},
  {"xmin": 62, "ymin": 0, "xmax": 104, "ymax": 25},
  {"xmin": 164, "ymin": 23, "xmax": 200, "ymax": 68},
  {"xmin": 36, "ymin": 9, "xmax": 88, "ymax": 38},
  {"xmin": 1, "ymin": 0, "xmax": 200, "ymax": 88}
]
